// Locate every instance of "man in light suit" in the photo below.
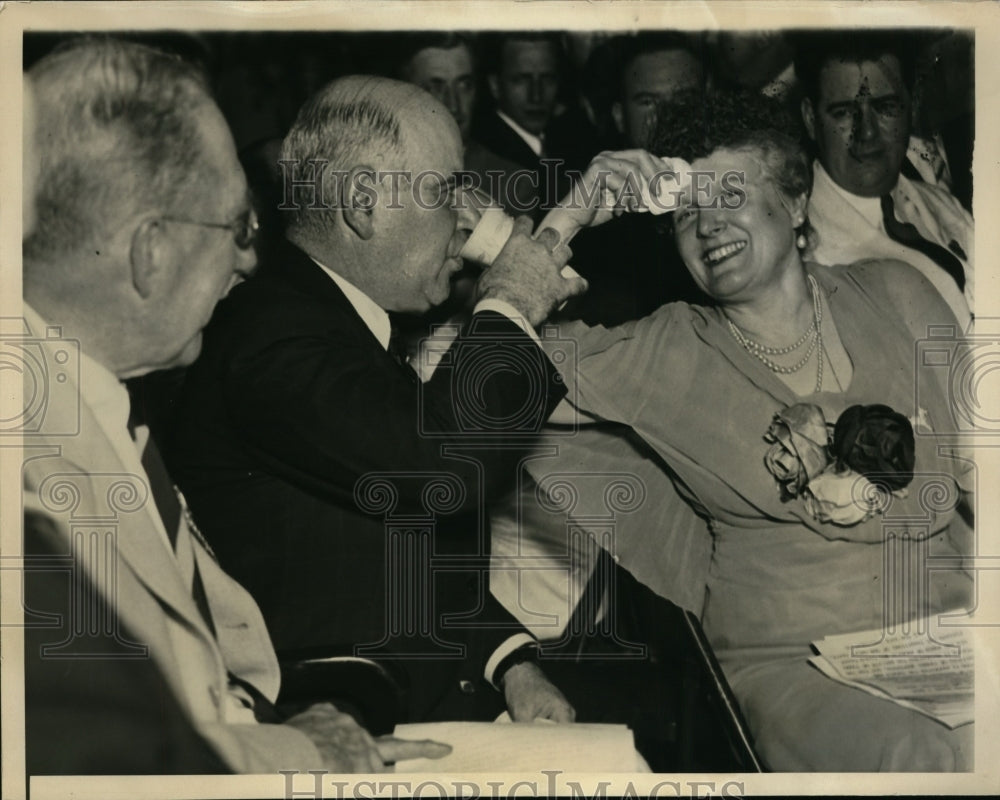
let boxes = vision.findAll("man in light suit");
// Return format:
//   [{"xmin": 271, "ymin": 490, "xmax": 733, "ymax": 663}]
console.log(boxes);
[
  {"xmin": 796, "ymin": 32, "xmax": 974, "ymax": 328},
  {"xmin": 21, "ymin": 38, "xmax": 446, "ymax": 774},
  {"xmin": 168, "ymin": 76, "xmax": 586, "ymax": 726}
]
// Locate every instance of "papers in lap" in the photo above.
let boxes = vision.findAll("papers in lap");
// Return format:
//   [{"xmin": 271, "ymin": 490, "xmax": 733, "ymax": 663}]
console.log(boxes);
[
  {"xmin": 809, "ymin": 612, "xmax": 974, "ymax": 729},
  {"xmin": 392, "ymin": 721, "xmax": 647, "ymax": 773}
]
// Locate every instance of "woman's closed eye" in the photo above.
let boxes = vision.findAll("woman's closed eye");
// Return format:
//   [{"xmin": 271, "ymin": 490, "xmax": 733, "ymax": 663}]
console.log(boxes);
[{"xmin": 675, "ymin": 206, "xmax": 698, "ymax": 226}]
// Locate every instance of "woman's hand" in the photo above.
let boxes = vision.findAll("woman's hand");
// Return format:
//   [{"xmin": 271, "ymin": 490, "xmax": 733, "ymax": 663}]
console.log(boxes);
[{"xmin": 538, "ymin": 150, "xmax": 687, "ymax": 244}]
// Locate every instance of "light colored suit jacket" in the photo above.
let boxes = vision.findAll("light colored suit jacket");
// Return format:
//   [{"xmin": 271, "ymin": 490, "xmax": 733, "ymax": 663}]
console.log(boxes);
[
  {"xmin": 808, "ymin": 161, "xmax": 974, "ymax": 330},
  {"xmin": 20, "ymin": 329, "xmax": 322, "ymax": 773}
]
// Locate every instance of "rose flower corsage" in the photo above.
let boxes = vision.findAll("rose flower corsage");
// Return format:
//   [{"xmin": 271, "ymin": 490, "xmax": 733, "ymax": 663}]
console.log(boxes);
[{"xmin": 763, "ymin": 403, "xmax": 916, "ymax": 525}]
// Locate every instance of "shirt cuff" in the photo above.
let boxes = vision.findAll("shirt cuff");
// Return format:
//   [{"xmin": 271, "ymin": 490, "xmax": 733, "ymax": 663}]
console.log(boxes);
[
  {"xmin": 484, "ymin": 633, "xmax": 537, "ymax": 689},
  {"xmin": 473, "ymin": 300, "xmax": 541, "ymax": 345}
]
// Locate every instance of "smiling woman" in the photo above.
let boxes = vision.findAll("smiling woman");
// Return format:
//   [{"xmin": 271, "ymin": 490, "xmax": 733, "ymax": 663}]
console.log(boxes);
[{"xmin": 547, "ymin": 89, "xmax": 974, "ymax": 771}]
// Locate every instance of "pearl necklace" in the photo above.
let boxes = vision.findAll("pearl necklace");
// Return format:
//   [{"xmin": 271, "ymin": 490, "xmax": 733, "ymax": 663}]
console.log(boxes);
[{"xmin": 727, "ymin": 275, "xmax": 824, "ymax": 392}]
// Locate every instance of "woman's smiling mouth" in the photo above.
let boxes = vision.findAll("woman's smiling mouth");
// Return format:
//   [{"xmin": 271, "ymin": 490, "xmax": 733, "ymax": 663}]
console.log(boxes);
[{"xmin": 703, "ymin": 240, "xmax": 748, "ymax": 266}]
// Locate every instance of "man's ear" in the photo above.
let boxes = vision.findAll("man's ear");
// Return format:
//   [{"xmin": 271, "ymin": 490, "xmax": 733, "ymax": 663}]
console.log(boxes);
[
  {"xmin": 129, "ymin": 217, "xmax": 170, "ymax": 299},
  {"xmin": 801, "ymin": 97, "xmax": 816, "ymax": 141},
  {"xmin": 610, "ymin": 101, "xmax": 625, "ymax": 136},
  {"xmin": 342, "ymin": 166, "xmax": 377, "ymax": 241}
]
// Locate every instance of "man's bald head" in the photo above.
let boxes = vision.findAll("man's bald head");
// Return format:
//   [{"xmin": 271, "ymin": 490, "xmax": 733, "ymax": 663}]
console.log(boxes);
[
  {"xmin": 281, "ymin": 76, "xmax": 461, "ymax": 241},
  {"xmin": 281, "ymin": 75, "xmax": 471, "ymax": 315}
]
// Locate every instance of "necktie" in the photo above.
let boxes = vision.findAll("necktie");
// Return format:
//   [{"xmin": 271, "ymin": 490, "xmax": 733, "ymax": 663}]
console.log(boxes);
[
  {"xmin": 388, "ymin": 326, "xmax": 419, "ymax": 384},
  {"xmin": 126, "ymin": 386, "xmax": 279, "ymax": 721},
  {"xmin": 880, "ymin": 194, "xmax": 966, "ymax": 292},
  {"xmin": 126, "ymin": 391, "xmax": 215, "ymax": 636},
  {"xmin": 127, "ymin": 417, "xmax": 182, "ymax": 547}
]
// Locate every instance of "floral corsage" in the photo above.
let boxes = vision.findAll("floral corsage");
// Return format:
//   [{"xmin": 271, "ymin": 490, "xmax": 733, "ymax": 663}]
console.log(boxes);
[{"xmin": 763, "ymin": 403, "xmax": 915, "ymax": 525}]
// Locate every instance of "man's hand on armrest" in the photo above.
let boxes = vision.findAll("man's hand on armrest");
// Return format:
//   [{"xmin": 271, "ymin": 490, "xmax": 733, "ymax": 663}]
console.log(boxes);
[{"xmin": 285, "ymin": 702, "xmax": 450, "ymax": 772}]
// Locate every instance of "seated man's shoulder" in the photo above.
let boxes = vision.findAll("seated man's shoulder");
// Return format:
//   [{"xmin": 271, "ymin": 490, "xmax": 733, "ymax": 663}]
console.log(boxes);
[
  {"xmin": 206, "ymin": 268, "xmax": 355, "ymax": 358},
  {"xmin": 905, "ymin": 173, "xmax": 972, "ymax": 221}
]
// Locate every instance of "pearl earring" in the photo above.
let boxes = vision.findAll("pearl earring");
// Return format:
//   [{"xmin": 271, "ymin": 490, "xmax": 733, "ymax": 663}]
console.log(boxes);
[{"xmin": 796, "ymin": 233, "xmax": 808, "ymax": 250}]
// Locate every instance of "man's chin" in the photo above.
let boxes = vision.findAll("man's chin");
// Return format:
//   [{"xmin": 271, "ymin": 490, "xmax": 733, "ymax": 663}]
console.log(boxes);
[
  {"xmin": 517, "ymin": 115, "xmax": 549, "ymax": 136},
  {"xmin": 171, "ymin": 336, "xmax": 204, "ymax": 370}
]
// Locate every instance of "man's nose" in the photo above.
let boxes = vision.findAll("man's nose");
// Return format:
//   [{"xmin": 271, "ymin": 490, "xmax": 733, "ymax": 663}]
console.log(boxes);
[
  {"xmin": 455, "ymin": 192, "xmax": 482, "ymax": 234},
  {"xmin": 852, "ymin": 103, "xmax": 879, "ymax": 143},
  {"xmin": 228, "ymin": 245, "xmax": 259, "ymax": 293},
  {"xmin": 528, "ymin": 77, "xmax": 542, "ymax": 105},
  {"xmin": 441, "ymin": 84, "xmax": 460, "ymax": 118}
]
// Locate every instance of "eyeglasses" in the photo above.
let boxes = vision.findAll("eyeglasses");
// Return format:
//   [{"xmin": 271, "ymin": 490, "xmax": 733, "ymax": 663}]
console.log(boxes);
[{"xmin": 161, "ymin": 207, "xmax": 259, "ymax": 250}]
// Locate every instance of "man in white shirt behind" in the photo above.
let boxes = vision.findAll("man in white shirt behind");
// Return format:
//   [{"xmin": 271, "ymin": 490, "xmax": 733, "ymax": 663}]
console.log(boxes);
[{"xmin": 796, "ymin": 32, "xmax": 973, "ymax": 329}]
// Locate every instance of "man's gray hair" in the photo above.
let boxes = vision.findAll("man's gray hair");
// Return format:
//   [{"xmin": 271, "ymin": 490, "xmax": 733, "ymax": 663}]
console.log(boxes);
[
  {"xmin": 24, "ymin": 37, "xmax": 212, "ymax": 262},
  {"xmin": 280, "ymin": 76, "xmax": 407, "ymax": 240}
]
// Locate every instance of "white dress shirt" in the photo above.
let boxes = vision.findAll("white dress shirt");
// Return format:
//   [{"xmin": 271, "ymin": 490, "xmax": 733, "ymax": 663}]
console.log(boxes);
[{"xmin": 808, "ymin": 161, "xmax": 973, "ymax": 329}]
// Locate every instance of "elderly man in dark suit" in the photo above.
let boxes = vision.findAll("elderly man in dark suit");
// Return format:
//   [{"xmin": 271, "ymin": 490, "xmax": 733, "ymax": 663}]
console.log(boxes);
[{"xmin": 168, "ymin": 75, "xmax": 586, "ymax": 726}]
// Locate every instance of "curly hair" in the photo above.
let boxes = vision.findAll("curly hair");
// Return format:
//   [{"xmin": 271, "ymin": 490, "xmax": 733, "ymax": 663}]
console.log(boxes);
[{"xmin": 648, "ymin": 88, "xmax": 812, "ymax": 206}]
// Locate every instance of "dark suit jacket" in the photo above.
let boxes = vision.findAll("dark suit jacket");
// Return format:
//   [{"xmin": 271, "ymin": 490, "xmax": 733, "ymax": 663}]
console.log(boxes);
[
  {"xmin": 166, "ymin": 241, "xmax": 567, "ymax": 722},
  {"xmin": 464, "ymin": 137, "xmax": 539, "ymax": 216},
  {"xmin": 474, "ymin": 112, "xmax": 542, "ymax": 172},
  {"xmin": 473, "ymin": 112, "xmax": 575, "ymax": 213}
]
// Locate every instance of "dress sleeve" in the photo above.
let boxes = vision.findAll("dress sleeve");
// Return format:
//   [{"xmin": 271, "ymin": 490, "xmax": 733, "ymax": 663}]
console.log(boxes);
[{"xmin": 544, "ymin": 307, "xmax": 689, "ymax": 427}]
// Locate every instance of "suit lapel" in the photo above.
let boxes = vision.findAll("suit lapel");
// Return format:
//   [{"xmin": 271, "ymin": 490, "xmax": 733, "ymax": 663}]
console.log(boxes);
[
  {"xmin": 477, "ymin": 113, "xmax": 542, "ymax": 171},
  {"xmin": 49, "ymin": 394, "xmax": 217, "ymax": 641},
  {"xmin": 277, "ymin": 241, "xmax": 397, "ymax": 361}
]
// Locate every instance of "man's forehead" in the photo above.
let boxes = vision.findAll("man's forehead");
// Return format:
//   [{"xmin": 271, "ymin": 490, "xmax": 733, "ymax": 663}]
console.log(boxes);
[
  {"xmin": 502, "ymin": 40, "xmax": 558, "ymax": 71},
  {"xmin": 409, "ymin": 46, "xmax": 473, "ymax": 81},
  {"xmin": 627, "ymin": 50, "xmax": 701, "ymax": 92},
  {"xmin": 818, "ymin": 55, "xmax": 906, "ymax": 101},
  {"xmin": 192, "ymin": 102, "xmax": 248, "ymax": 207}
]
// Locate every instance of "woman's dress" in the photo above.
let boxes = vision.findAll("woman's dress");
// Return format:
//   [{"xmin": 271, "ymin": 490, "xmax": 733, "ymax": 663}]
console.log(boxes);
[{"xmin": 551, "ymin": 260, "xmax": 974, "ymax": 770}]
